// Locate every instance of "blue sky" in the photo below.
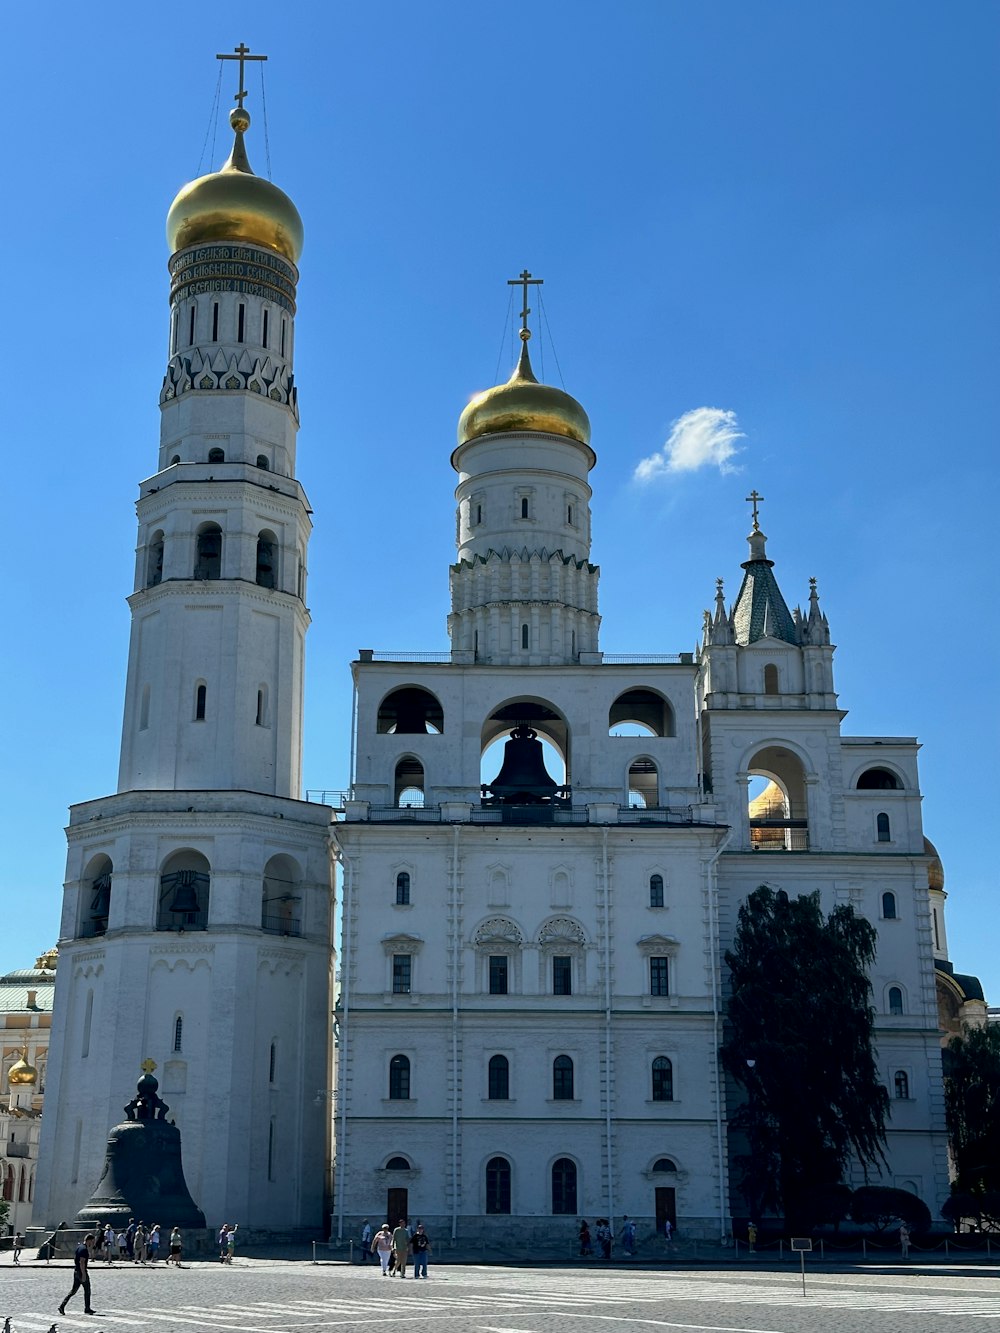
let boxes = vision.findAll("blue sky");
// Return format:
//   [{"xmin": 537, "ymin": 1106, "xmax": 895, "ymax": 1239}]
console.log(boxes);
[{"xmin": 3, "ymin": 3, "xmax": 998, "ymax": 997}]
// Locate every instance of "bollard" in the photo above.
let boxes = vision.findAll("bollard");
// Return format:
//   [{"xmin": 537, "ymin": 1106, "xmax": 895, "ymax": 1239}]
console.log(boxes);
[
  {"xmin": 945, "ymin": 1239, "xmax": 950, "ymax": 1258},
  {"xmin": 820, "ymin": 1240, "xmax": 824, "ymax": 1261},
  {"xmin": 862, "ymin": 1238, "xmax": 867, "ymax": 1259},
  {"xmin": 312, "ymin": 1240, "xmax": 317, "ymax": 1264}
]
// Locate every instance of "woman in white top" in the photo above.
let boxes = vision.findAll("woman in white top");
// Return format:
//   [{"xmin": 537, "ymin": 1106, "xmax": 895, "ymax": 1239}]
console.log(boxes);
[{"xmin": 371, "ymin": 1224, "xmax": 393, "ymax": 1274}]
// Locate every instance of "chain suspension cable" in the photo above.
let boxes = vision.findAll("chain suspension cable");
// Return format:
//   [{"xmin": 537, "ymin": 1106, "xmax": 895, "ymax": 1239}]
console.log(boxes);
[
  {"xmin": 259, "ymin": 61, "xmax": 273, "ymax": 179},
  {"xmin": 196, "ymin": 63, "xmax": 225, "ymax": 177},
  {"xmin": 493, "ymin": 285, "xmax": 515, "ymax": 384},
  {"xmin": 538, "ymin": 287, "xmax": 566, "ymax": 389}
]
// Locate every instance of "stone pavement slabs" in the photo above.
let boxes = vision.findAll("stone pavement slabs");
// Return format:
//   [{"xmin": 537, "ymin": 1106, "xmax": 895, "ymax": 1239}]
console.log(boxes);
[{"xmin": 3, "ymin": 1259, "xmax": 1000, "ymax": 1333}]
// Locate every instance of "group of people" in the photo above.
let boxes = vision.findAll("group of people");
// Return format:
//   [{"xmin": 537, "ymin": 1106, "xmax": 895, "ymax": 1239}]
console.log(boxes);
[
  {"xmin": 217, "ymin": 1223, "xmax": 238, "ymax": 1262},
  {"xmin": 57, "ymin": 1223, "xmax": 186, "ymax": 1317},
  {"xmin": 578, "ymin": 1215, "xmax": 649, "ymax": 1258},
  {"xmin": 362, "ymin": 1219, "xmax": 432, "ymax": 1277}
]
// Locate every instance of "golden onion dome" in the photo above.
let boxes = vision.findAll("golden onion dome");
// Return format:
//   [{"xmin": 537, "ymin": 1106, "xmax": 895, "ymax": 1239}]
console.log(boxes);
[
  {"xmin": 8, "ymin": 1050, "xmax": 37, "ymax": 1086},
  {"xmin": 458, "ymin": 339, "xmax": 591, "ymax": 449},
  {"xmin": 924, "ymin": 836, "xmax": 945, "ymax": 892},
  {"xmin": 166, "ymin": 107, "xmax": 303, "ymax": 263}
]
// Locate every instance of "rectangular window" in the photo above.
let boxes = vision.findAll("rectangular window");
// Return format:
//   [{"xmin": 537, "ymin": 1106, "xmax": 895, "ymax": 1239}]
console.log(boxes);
[
  {"xmin": 237, "ymin": 303, "xmax": 245, "ymax": 342},
  {"xmin": 262, "ymin": 309, "xmax": 269, "ymax": 348},
  {"xmin": 392, "ymin": 955, "xmax": 412, "ymax": 994},
  {"xmin": 212, "ymin": 302, "xmax": 219, "ymax": 341},
  {"xmin": 553, "ymin": 955, "xmax": 572, "ymax": 996},
  {"xmin": 650, "ymin": 957, "xmax": 670, "ymax": 996},
  {"xmin": 189, "ymin": 304, "xmax": 196, "ymax": 346},
  {"xmin": 489, "ymin": 955, "xmax": 509, "ymax": 995},
  {"xmin": 281, "ymin": 317, "xmax": 287, "ymax": 356}
]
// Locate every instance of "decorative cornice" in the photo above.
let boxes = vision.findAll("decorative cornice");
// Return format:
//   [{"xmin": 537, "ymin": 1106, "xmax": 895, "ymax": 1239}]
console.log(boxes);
[{"xmin": 161, "ymin": 348, "xmax": 298, "ymax": 422}]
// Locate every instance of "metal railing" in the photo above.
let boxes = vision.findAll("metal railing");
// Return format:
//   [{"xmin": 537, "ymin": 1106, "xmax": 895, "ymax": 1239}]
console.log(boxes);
[{"xmin": 261, "ymin": 916, "xmax": 301, "ymax": 936}]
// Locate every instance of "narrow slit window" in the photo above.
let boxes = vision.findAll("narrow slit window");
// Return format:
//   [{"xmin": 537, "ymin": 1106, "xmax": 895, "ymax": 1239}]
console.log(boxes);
[
  {"xmin": 269, "ymin": 1042, "xmax": 277, "ymax": 1084},
  {"xmin": 649, "ymin": 874, "xmax": 664, "ymax": 908},
  {"xmin": 195, "ymin": 684, "xmax": 207, "ymax": 721},
  {"xmin": 256, "ymin": 689, "xmax": 265, "ymax": 726},
  {"xmin": 567, "ymin": 504, "xmax": 573, "ymax": 524},
  {"xmin": 521, "ymin": 496, "xmax": 529, "ymax": 518},
  {"xmin": 212, "ymin": 302, "xmax": 219, "ymax": 341},
  {"xmin": 395, "ymin": 872, "xmax": 410, "ymax": 905},
  {"xmin": 281, "ymin": 318, "xmax": 287, "ymax": 356},
  {"xmin": 189, "ymin": 305, "xmax": 196, "ymax": 345},
  {"xmin": 237, "ymin": 303, "xmax": 245, "ymax": 342},
  {"xmin": 262, "ymin": 309, "xmax": 269, "ymax": 347},
  {"xmin": 521, "ymin": 623, "xmax": 529, "ymax": 650},
  {"xmin": 173, "ymin": 1016, "xmax": 183, "ymax": 1052},
  {"xmin": 876, "ymin": 812, "xmax": 891, "ymax": 842}
]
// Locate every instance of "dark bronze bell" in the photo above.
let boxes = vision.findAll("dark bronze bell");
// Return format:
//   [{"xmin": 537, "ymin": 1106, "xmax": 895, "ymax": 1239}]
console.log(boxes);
[
  {"xmin": 76, "ymin": 1071, "xmax": 205, "ymax": 1230},
  {"xmin": 169, "ymin": 881, "xmax": 200, "ymax": 915},
  {"xmin": 485, "ymin": 724, "xmax": 558, "ymax": 804}
]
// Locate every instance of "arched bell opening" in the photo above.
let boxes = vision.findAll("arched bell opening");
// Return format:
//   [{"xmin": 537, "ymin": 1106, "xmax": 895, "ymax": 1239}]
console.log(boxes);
[
  {"xmin": 157, "ymin": 850, "xmax": 211, "ymax": 931},
  {"xmin": 194, "ymin": 522, "xmax": 222, "ymax": 581},
  {"xmin": 609, "ymin": 688, "xmax": 675, "ymax": 738},
  {"xmin": 80, "ymin": 854, "xmax": 113, "ymax": 939},
  {"xmin": 480, "ymin": 699, "xmax": 569, "ymax": 815},
  {"xmin": 377, "ymin": 686, "xmax": 444, "ymax": 735},
  {"xmin": 256, "ymin": 530, "xmax": 278, "ymax": 589},
  {"xmin": 261, "ymin": 853, "xmax": 302, "ymax": 936},
  {"xmin": 394, "ymin": 756, "xmax": 425, "ymax": 807},
  {"xmin": 747, "ymin": 745, "xmax": 809, "ymax": 851},
  {"xmin": 627, "ymin": 756, "xmax": 659, "ymax": 808}
]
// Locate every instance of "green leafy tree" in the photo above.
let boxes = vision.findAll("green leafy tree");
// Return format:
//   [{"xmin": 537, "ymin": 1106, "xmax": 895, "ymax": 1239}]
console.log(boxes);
[
  {"xmin": 721, "ymin": 887, "xmax": 889, "ymax": 1227},
  {"xmin": 943, "ymin": 1024, "xmax": 1000, "ymax": 1196}
]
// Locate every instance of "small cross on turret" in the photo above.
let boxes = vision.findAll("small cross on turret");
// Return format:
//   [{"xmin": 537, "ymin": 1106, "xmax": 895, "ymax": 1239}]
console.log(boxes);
[
  {"xmin": 216, "ymin": 42, "xmax": 268, "ymax": 110},
  {"xmin": 508, "ymin": 269, "xmax": 543, "ymax": 342},
  {"xmin": 745, "ymin": 489, "xmax": 765, "ymax": 532}
]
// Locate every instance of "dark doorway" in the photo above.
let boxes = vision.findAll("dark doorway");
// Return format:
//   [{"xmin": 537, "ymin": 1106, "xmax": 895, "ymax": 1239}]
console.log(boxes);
[
  {"xmin": 387, "ymin": 1187, "xmax": 408, "ymax": 1226},
  {"xmin": 655, "ymin": 1186, "xmax": 676, "ymax": 1232}
]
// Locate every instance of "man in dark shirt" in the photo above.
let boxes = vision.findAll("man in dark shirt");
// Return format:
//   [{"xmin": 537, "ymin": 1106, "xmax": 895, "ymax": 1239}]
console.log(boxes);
[
  {"xmin": 411, "ymin": 1222, "xmax": 431, "ymax": 1278},
  {"xmin": 59, "ymin": 1234, "xmax": 96, "ymax": 1316}
]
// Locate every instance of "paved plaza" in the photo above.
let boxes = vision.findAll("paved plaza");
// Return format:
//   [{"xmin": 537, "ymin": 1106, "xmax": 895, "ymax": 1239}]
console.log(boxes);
[{"xmin": 4, "ymin": 1256, "xmax": 1000, "ymax": 1333}]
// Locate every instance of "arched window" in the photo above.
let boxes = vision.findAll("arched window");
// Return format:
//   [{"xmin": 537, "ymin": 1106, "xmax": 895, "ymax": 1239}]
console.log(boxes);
[
  {"xmin": 747, "ymin": 746, "xmax": 809, "ymax": 851},
  {"xmin": 262, "ymin": 310, "xmax": 269, "ymax": 348},
  {"xmin": 170, "ymin": 454, "xmax": 181, "ymax": 465},
  {"xmin": 488, "ymin": 1054, "xmax": 509, "ymax": 1100},
  {"xmin": 894, "ymin": 1070, "xmax": 910, "ymax": 1099},
  {"xmin": 395, "ymin": 872, "xmax": 411, "ymax": 906},
  {"xmin": 207, "ymin": 447, "xmax": 225, "ymax": 464},
  {"xmin": 521, "ymin": 496, "xmax": 529, "ymax": 519},
  {"xmin": 628, "ymin": 757, "xmax": 658, "ymax": 809},
  {"xmin": 158, "ymin": 851, "xmax": 211, "ymax": 931},
  {"xmin": 882, "ymin": 891, "xmax": 897, "ymax": 920},
  {"xmin": 378, "ymin": 687, "xmax": 444, "ymax": 735},
  {"xmin": 389, "ymin": 1054, "xmax": 410, "ymax": 1100},
  {"xmin": 173, "ymin": 1016, "xmax": 183, "ymax": 1053},
  {"xmin": 609, "ymin": 689, "xmax": 674, "ymax": 738},
  {"xmin": 262, "ymin": 854, "xmax": 301, "ymax": 936},
  {"xmin": 81, "ymin": 856, "xmax": 112, "ymax": 939},
  {"xmin": 857, "ymin": 767, "xmax": 901, "ymax": 790},
  {"xmin": 652, "ymin": 1157, "xmax": 677, "ymax": 1173},
  {"xmin": 385, "ymin": 1156, "xmax": 411, "ymax": 1170},
  {"xmin": 194, "ymin": 523, "xmax": 222, "ymax": 580},
  {"xmin": 888, "ymin": 986, "xmax": 904, "ymax": 1016},
  {"xmin": 652, "ymin": 1056, "xmax": 674, "ymax": 1102},
  {"xmin": 551, "ymin": 1157, "xmax": 577, "ymax": 1214},
  {"xmin": 649, "ymin": 874, "xmax": 664, "ymax": 908},
  {"xmin": 2, "ymin": 1165, "xmax": 13, "ymax": 1202},
  {"xmin": 256, "ymin": 532, "xmax": 277, "ymax": 588},
  {"xmin": 876, "ymin": 812, "xmax": 891, "ymax": 842},
  {"xmin": 195, "ymin": 683, "xmax": 207, "ymax": 720},
  {"xmin": 395, "ymin": 756, "xmax": 425, "ymax": 808},
  {"xmin": 521, "ymin": 623, "xmax": 529, "ymax": 650},
  {"xmin": 256, "ymin": 454, "xmax": 269, "ymax": 470},
  {"xmin": 553, "ymin": 1054, "xmax": 574, "ymax": 1101},
  {"xmin": 486, "ymin": 1156, "xmax": 511, "ymax": 1214},
  {"xmin": 269, "ymin": 1042, "xmax": 277, "ymax": 1084},
  {"xmin": 763, "ymin": 664, "xmax": 779, "ymax": 695},
  {"xmin": 146, "ymin": 532, "xmax": 164, "ymax": 588}
]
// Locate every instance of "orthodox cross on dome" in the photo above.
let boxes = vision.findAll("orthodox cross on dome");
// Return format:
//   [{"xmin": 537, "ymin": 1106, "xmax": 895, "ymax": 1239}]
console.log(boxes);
[
  {"xmin": 745, "ymin": 489, "xmax": 765, "ymax": 532},
  {"xmin": 216, "ymin": 43, "xmax": 268, "ymax": 110},
  {"xmin": 140, "ymin": 1058, "xmax": 157, "ymax": 1075},
  {"xmin": 508, "ymin": 269, "xmax": 543, "ymax": 341}
]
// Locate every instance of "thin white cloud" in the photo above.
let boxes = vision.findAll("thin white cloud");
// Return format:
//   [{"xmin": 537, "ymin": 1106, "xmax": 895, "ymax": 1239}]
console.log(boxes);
[{"xmin": 634, "ymin": 407, "xmax": 745, "ymax": 481}]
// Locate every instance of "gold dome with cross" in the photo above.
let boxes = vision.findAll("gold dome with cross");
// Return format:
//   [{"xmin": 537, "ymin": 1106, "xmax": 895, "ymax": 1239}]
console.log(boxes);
[
  {"xmin": 166, "ymin": 44, "xmax": 303, "ymax": 264},
  {"xmin": 457, "ymin": 271, "xmax": 591, "ymax": 449}
]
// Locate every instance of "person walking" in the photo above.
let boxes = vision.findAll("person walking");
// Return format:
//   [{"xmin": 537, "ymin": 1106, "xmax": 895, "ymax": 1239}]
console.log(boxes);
[
  {"xmin": 12, "ymin": 1232, "xmax": 22, "ymax": 1265},
  {"xmin": 411, "ymin": 1223, "xmax": 431, "ymax": 1278},
  {"xmin": 899, "ymin": 1222, "xmax": 911, "ymax": 1260},
  {"xmin": 619, "ymin": 1215, "xmax": 636, "ymax": 1256},
  {"xmin": 168, "ymin": 1226, "xmax": 183, "ymax": 1265},
  {"xmin": 148, "ymin": 1224, "xmax": 161, "ymax": 1263},
  {"xmin": 360, "ymin": 1219, "xmax": 372, "ymax": 1263},
  {"xmin": 218, "ymin": 1224, "xmax": 229, "ymax": 1261},
  {"xmin": 225, "ymin": 1225, "xmax": 237, "ymax": 1264},
  {"xmin": 58, "ymin": 1233, "xmax": 96, "ymax": 1317},
  {"xmin": 663, "ymin": 1218, "xmax": 673, "ymax": 1247},
  {"xmin": 578, "ymin": 1219, "xmax": 593, "ymax": 1256},
  {"xmin": 390, "ymin": 1219, "xmax": 410, "ymax": 1277},
  {"xmin": 103, "ymin": 1223, "xmax": 116, "ymax": 1263},
  {"xmin": 125, "ymin": 1218, "xmax": 136, "ymax": 1261},
  {"xmin": 747, "ymin": 1222, "xmax": 757, "ymax": 1254},
  {"xmin": 596, "ymin": 1219, "xmax": 612, "ymax": 1260},
  {"xmin": 133, "ymin": 1222, "xmax": 148, "ymax": 1264},
  {"xmin": 372, "ymin": 1224, "xmax": 393, "ymax": 1274}
]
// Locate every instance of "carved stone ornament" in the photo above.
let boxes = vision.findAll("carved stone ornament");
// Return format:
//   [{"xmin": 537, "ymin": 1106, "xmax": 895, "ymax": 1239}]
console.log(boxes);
[
  {"xmin": 161, "ymin": 350, "xmax": 298, "ymax": 421},
  {"xmin": 537, "ymin": 916, "xmax": 586, "ymax": 946},
  {"xmin": 380, "ymin": 933, "xmax": 423, "ymax": 956},
  {"xmin": 637, "ymin": 933, "xmax": 680, "ymax": 958},
  {"xmin": 473, "ymin": 917, "xmax": 524, "ymax": 946}
]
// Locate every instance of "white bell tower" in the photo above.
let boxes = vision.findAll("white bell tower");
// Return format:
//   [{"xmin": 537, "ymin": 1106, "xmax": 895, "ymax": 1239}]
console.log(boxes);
[{"xmin": 36, "ymin": 50, "xmax": 334, "ymax": 1234}]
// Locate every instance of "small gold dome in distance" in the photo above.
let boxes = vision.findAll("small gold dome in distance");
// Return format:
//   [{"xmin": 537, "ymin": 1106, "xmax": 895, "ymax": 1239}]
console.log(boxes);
[
  {"xmin": 458, "ymin": 339, "xmax": 591, "ymax": 448},
  {"xmin": 8, "ymin": 1050, "xmax": 37, "ymax": 1086},
  {"xmin": 924, "ymin": 836, "xmax": 945, "ymax": 892}
]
